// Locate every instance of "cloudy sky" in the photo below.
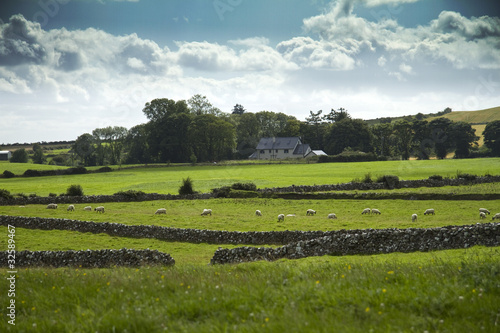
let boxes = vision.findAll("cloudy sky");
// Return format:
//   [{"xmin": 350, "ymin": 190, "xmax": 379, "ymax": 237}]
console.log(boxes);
[{"xmin": 1, "ymin": 0, "xmax": 499, "ymax": 143}]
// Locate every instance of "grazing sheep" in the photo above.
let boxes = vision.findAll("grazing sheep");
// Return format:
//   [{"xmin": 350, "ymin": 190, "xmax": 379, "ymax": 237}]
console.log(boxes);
[
  {"xmin": 95, "ymin": 206, "xmax": 105, "ymax": 213},
  {"xmin": 255, "ymin": 210, "xmax": 262, "ymax": 216},
  {"xmin": 67, "ymin": 205, "xmax": 75, "ymax": 211},
  {"xmin": 201, "ymin": 209, "xmax": 212, "ymax": 216},
  {"xmin": 492, "ymin": 213, "xmax": 500, "ymax": 221},
  {"xmin": 412, "ymin": 214, "xmax": 418, "ymax": 222},
  {"xmin": 306, "ymin": 209, "xmax": 316, "ymax": 216},
  {"xmin": 155, "ymin": 208, "xmax": 167, "ymax": 215},
  {"xmin": 278, "ymin": 214, "xmax": 285, "ymax": 222},
  {"xmin": 424, "ymin": 209, "xmax": 435, "ymax": 215},
  {"xmin": 328, "ymin": 213, "xmax": 337, "ymax": 219},
  {"xmin": 479, "ymin": 208, "xmax": 490, "ymax": 215},
  {"xmin": 46, "ymin": 203, "xmax": 58, "ymax": 209},
  {"xmin": 371, "ymin": 208, "xmax": 381, "ymax": 215},
  {"xmin": 480, "ymin": 212, "xmax": 486, "ymax": 219},
  {"xmin": 361, "ymin": 208, "xmax": 371, "ymax": 214},
  {"xmin": 83, "ymin": 206, "xmax": 92, "ymax": 211}
]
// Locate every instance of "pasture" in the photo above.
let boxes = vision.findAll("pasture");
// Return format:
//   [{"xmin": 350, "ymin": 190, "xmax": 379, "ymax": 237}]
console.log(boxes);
[{"xmin": 1, "ymin": 158, "xmax": 500, "ymax": 332}]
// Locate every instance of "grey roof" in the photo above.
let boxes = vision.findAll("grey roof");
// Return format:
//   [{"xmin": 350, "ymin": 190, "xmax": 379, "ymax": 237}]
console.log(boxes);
[
  {"xmin": 256, "ymin": 137, "xmax": 301, "ymax": 150},
  {"xmin": 293, "ymin": 144, "xmax": 310, "ymax": 155}
]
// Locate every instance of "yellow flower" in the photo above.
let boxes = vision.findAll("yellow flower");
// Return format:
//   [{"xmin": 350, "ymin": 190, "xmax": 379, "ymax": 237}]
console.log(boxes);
[
  {"xmin": 365, "ymin": 307, "xmax": 370, "ymax": 312},
  {"xmin": 265, "ymin": 318, "xmax": 270, "ymax": 322},
  {"xmin": 387, "ymin": 271, "xmax": 394, "ymax": 274},
  {"xmin": 382, "ymin": 289, "xmax": 387, "ymax": 293},
  {"xmin": 316, "ymin": 280, "xmax": 320, "ymax": 284}
]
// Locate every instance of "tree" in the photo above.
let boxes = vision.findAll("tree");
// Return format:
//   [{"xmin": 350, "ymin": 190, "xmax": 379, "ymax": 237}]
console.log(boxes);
[
  {"xmin": 306, "ymin": 110, "xmax": 325, "ymax": 150},
  {"xmin": 124, "ymin": 124, "xmax": 151, "ymax": 164},
  {"xmin": 93, "ymin": 126, "xmax": 128, "ymax": 165},
  {"xmin": 10, "ymin": 149, "xmax": 28, "ymax": 163},
  {"xmin": 450, "ymin": 121, "xmax": 478, "ymax": 158},
  {"xmin": 324, "ymin": 118, "xmax": 373, "ymax": 155},
  {"xmin": 143, "ymin": 98, "xmax": 189, "ymax": 122},
  {"xmin": 73, "ymin": 133, "xmax": 96, "ymax": 166},
  {"xmin": 411, "ymin": 120, "xmax": 431, "ymax": 160},
  {"xmin": 371, "ymin": 123, "xmax": 394, "ymax": 157},
  {"xmin": 32, "ymin": 143, "xmax": 46, "ymax": 164},
  {"xmin": 188, "ymin": 94, "xmax": 223, "ymax": 116},
  {"xmin": 429, "ymin": 118, "xmax": 453, "ymax": 159},
  {"xmin": 323, "ymin": 108, "xmax": 351, "ymax": 123},
  {"xmin": 393, "ymin": 120, "xmax": 413, "ymax": 160},
  {"xmin": 483, "ymin": 120, "xmax": 500, "ymax": 156},
  {"xmin": 231, "ymin": 104, "xmax": 246, "ymax": 115},
  {"xmin": 233, "ymin": 112, "xmax": 261, "ymax": 158}
]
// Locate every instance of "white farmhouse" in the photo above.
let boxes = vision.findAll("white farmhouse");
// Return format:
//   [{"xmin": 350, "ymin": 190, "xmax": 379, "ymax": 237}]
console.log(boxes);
[
  {"xmin": 0, "ymin": 151, "xmax": 12, "ymax": 161},
  {"xmin": 252, "ymin": 137, "xmax": 312, "ymax": 160}
]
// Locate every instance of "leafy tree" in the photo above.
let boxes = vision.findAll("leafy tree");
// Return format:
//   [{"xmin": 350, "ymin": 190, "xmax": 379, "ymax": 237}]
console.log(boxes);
[
  {"xmin": 179, "ymin": 177, "xmax": 195, "ymax": 195},
  {"xmin": 231, "ymin": 104, "xmax": 246, "ymax": 115},
  {"xmin": 411, "ymin": 120, "xmax": 431, "ymax": 160},
  {"xmin": 371, "ymin": 123, "xmax": 394, "ymax": 157},
  {"xmin": 10, "ymin": 149, "xmax": 28, "ymax": 163},
  {"xmin": 124, "ymin": 124, "xmax": 151, "ymax": 164},
  {"xmin": 450, "ymin": 121, "xmax": 478, "ymax": 158},
  {"xmin": 324, "ymin": 119, "xmax": 373, "ymax": 155},
  {"xmin": 323, "ymin": 108, "xmax": 351, "ymax": 123},
  {"xmin": 429, "ymin": 118, "xmax": 453, "ymax": 159},
  {"xmin": 93, "ymin": 126, "xmax": 128, "ymax": 165},
  {"xmin": 73, "ymin": 133, "xmax": 96, "ymax": 166},
  {"xmin": 143, "ymin": 98, "xmax": 189, "ymax": 122},
  {"xmin": 483, "ymin": 120, "xmax": 500, "ymax": 156},
  {"xmin": 233, "ymin": 112, "xmax": 261, "ymax": 158},
  {"xmin": 188, "ymin": 94, "xmax": 223, "ymax": 116},
  {"xmin": 393, "ymin": 120, "xmax": 413, "ymax": 160},
  {"xmin": 66, "ymin": 184, "xmax": 84, "ymax": 196},
  {"xmin": 306, "ymin": 110, "xmax": 325, "ymax": 150},
  {"xmin": 255, "ymin": 111, "xmax": 290, "ymax": 137},
  {"xmin": 32, "ymin": 143, "xmax": 46, "ymax": 164}
]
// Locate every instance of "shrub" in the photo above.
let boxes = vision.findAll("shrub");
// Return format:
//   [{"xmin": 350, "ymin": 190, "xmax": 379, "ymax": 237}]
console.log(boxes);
[
  {"xmin": 456, "ymin": 172, "xmax": 477, "ymax": 181},
  {"xmin": 3, "ymin": 170, "xmax": 15, "ymax": 178},
  {"xmin": 231, "ymin": 182, "xmax": 257, "ymax": 191},
  {"xmin": 428, "ymin": 175, "xmax": 443, "ymax": 181},
  {"xmin": 211, "ymin": 186, "xmax": 231, "ymax": 198},
  {"xmin": 23, "ymin": 169, "xmax": 41, "ymax": 177},
  {"xmin": 96, "ymin": 166, "xmax": 113, "ymax": 173},
  {"xmin": 362, "ymin": 173, "xmax": 373, "ymax": 184},
  {"xmin": 376, "ymin": 175, "xmax": 400, "ymax": 189},
  {"xmin": 66, "ymin": 184, "xmax": 84, "ymax": 196},
  {"xmin": 179, "ymin": 177, "xmax": 195, "ymax": 196},
  {"xmin": 114, "ymin": 190, "xmax": 146, "ymax": 199},
  {"xmin": 48, "ymin": 193, "xmax": 58, "ymax": 197},
  {"xmin": 0, "ymin": 189, "xmax": 13, "ymax": 200}
]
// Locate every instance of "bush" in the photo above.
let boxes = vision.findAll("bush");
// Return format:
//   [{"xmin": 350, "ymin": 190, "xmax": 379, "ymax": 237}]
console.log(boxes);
[
  {"xmin": 114, "ymin": 190, "xmax": 146, "ymax": 199},
  {"xmin": 428, "ymin": 175, "xmax": 443, "ymax": 181},
  {"xmin": 48, "ymin": 193, "xmax": 58, "ymax": 197},
  {"xmin": 362, "ymin": 173, "xmax": 373, "ymax": 183},
  {"xmin": 179, "ymin": 177, "xmax": 195, "ymax": 195},
  {"xmin": 96, "ymin": 166, "xmax": 113, "ymax": 173},
  {"xmin": 456, "ymin": 172, "xmax": 477, "ymax": 181},
  {"xmin": 66, "ymin": 184, "xmax": 84, "ymax": 196},
  {"xmin": 231, "ymin": 182, "xmax": 257, "ymax": 191},
  {"xmin": 23, "ymin": 169, "xmax": 41, "ymax": 177},
  {"xmin": 228, "ymin": 190, "xmax": 260, "ymax": 198},
  {"xmin": 211, "ymin": 186, "xmax": 231, "ymax": 198},
  {"xmin": 0, "ymin": 189, "xmax": 13, "ymax": 200},
  {"xmin": 3, "ymin": 170, "xmax": 15, "ymax": 178},
  {"xmin": 376, "ymin": 175, "xmax": 400, "ymax": 189}
]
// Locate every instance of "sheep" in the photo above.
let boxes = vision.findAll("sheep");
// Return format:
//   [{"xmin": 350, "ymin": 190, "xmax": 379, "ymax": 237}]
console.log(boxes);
[
  {"xmin": 492, "ymin": 213, "xmax": 500, "ymax": 221},
  {"xmin": 412, "ymin": 214, "xmax": 418, "ymax": 222},
  {"xmin": 155, "ymin": 208, "xmax": 167, "ymax": 215},
  {"xmin": 83, "ymin": 206, "xmax": 92, "ymax": 211},
  {"xmin": 328, "ymin": 213, "xmax": 337, "ymax": 219},
  {"xmin": 424, "ymin": 209, "xmax": 435, "ymax": 215},
  {"xmin": 46, "ymin": 203, "xmax": 58, "ymax": 209},
  {"xmin": 277, "ymin": 214, "xmax": 285, "ymax": 222},
  {"xmin": 479, "ymin": 208, "xmax": 490, "ymax": 215},
  {"xmin": 480, "ymin": 212, "xmax": 486, "ymax": 219},
  {"xmin": 371, "ymin": 208, "xmax": 381, "ymax": 215},
  {"xmin": 306, "ymin": 209, "xmax": 316, "ymax": 216},
  {"xmin": 361, "ymin": 208, "xmax": 371, "ymax": 214},
  {"xmin": 95, "ymin": 206, "xmax": 105, "ymax": 213},
  {"xmin": 201, "ymin": 209, "xmax": 212, "ymax": 216},
  {"xmin": 255, "ymin": 210, "xmax": 262, "ymax": 216},
  {"xmin": 67, "ymin": 205, "xmax": 75, "ymax": 211}
]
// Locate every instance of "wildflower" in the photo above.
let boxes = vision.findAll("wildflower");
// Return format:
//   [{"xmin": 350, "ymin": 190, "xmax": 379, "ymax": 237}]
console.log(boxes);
[
  {"xmin": 365, "ymin": 307, "xmax": 370, "ymax": 312},
  {"xmin": 316, "ymin": 280, "xmax": 320, "ymax": 284},
  {"xmin": 387, "ymin": 271, "xmax": 394, "ymax": 275},
  {"xmin": 265, "ymin": 318, "xmax": 270, "ymax": 322},
  {"xmin": 107, "ymin": 282, "xmax": 110, "ymax": 286},
  {"xmin": 382, "ymin": 289, "xmax": 387, "ymax": 293}
]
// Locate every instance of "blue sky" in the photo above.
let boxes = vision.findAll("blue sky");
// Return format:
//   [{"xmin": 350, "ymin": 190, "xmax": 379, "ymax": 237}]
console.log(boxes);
[{"xmin": 1, "ymin": 0, "xmax": 499, "ymax": 143}]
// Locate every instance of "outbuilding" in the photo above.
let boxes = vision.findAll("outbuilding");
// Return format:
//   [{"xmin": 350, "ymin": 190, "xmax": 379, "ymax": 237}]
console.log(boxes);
[{"xmin": 0, "ymin": 151, "xmax": 12, "ymax": 161}]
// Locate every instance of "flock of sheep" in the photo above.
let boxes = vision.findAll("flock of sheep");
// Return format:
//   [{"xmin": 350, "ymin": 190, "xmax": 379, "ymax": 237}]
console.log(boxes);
[{"xmin": 46, "ymin": 203, "xmax": 500, "ymax": 222}]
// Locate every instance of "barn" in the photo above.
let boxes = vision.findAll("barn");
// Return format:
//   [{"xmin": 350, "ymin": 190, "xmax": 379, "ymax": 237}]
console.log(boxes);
[{"xmin": 0, "ymin": 151, "xmax": 12, "ymax": 161}]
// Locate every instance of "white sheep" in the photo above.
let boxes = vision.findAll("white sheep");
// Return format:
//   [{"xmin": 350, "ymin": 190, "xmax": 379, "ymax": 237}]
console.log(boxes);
[
  {"xmin": 255, "ymin": 210, "xmax": 262, "ymax": 216},
  {"xmin": 424, "ymin": 209, "xmax": 435, "ymax": 215},
  {"xmin": 95, "ymin": 206, "xmax": 105, "ymax": 213},
  {"xmin": 492, "ymin": 213, "xmax": 500, "ymax": 221},
  {"xmin": 67, "ymin": 205, "xmax": 75, "ymax": 211},
  {"xmin": 83, "ymin": 206, "xmax": 92, "ymax": 211},
  {"xmin": 479, "ymin": 212, "xmax": 486, "ymax": 219},
  {"xmin": 361, "ymin": 208, "xmax": 371, "ymax": 214},
  {"xmin": 201, "ymin": 209, "xmax": 212, "ymax": 216},
  {"xmin": 306, "ymin": 209, "xmax": 316, "ymax": 216},
  {"xmin": 155, "ymin": 208, "xmax": 167, "ymax": 215},
  {"xmin": 371, "ymin": 208, "xmax": 381, "ymax": 215},
  {"xmin": 412, "ymin": 214, "xmax": 418, "ymax": 222},
  {"xmin": 479, "ymin": 208, "xmax": 490, "ymax": 215},
  {"xmin": 328, "ymin": 213, "xmax": 337, "ymax": 219},
  {"xmin": 277, "ymin": 214, "xmax": 285, "ymax": 222},
  {"xmin": 46, "ymin": 203, "xmax": 58, "ymax": 209}
]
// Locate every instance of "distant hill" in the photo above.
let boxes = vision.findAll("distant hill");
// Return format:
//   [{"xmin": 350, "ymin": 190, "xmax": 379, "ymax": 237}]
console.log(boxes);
[{"xmin": 427, "ymin": 106, "xmax": 500, "ymax": 124}]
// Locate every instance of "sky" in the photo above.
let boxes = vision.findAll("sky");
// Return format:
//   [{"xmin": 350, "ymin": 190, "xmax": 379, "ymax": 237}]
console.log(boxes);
[{"xmin": 1, "ymin": 0, "xmax": 499, "ymax": 143}]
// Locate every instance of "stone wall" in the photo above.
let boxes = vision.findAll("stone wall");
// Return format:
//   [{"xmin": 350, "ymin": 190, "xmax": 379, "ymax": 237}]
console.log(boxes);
[{"xmin": 0, "ymin": 248, "xmax": 175, "ymax": 268}]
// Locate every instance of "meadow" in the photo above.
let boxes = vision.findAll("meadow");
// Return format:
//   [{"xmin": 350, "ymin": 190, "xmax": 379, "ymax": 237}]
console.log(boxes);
[{"xmin": 1, "ymin": 158, "xmax": 500, "ymax": 332}]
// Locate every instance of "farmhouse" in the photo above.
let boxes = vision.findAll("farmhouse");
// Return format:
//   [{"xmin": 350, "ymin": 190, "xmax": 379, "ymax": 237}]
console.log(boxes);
[
  {"xmin": 252, "ymin": 137, "xmax": 312, "ymax": 160},
  {"xmin": 0, "ymin": 151, "xmax": 11, "ymax": 161}
]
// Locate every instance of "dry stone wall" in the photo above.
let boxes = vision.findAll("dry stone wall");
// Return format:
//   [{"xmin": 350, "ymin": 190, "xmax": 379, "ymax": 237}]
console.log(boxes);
[{"xmin": 0, "ymin": 248, "xmax": 175, "ymax": 268}]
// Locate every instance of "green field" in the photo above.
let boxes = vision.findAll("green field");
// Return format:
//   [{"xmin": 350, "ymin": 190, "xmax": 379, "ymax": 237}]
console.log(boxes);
[
  {"xmin": 2, "ymin": 157, "xmax": 500, "ymax": 196},
  {"xmin": 428, "ymin": 106, "xmax": 500, "ymax": 124},
  {"xmin": 1, "ymin": 159, "xmax": 499, "ymax": 332}
]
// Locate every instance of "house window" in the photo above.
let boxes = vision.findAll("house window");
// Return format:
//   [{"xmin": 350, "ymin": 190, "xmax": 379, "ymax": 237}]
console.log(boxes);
[
  {"xmin": 275, "ymin": 150, "xmax": 278, "ymax": 153},
  {"xmin": 260, "ymin": 150, "xmax": 265, "ymax": 154},
  {"xmin": 284, "ymin": 149, "xmax": 289, "ymax": 154},
  {"xmin": 269, "ymin": 150, "xmax": 272, "ymax": 153}
]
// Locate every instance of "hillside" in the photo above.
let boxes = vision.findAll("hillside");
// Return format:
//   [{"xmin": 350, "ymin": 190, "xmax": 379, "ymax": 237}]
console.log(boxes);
[{"xmin": 427, "ymin": 106, "xmax": 500, "ymax": 124}]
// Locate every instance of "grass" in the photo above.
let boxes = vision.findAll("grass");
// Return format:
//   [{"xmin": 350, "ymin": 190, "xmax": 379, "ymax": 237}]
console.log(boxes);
[
  {"xmin": 1, "ymin": 158, "xmax": 500, "ymax": 196},
  {"xmin": 428, "ymin": 106, "xmax": 500, "ymax": 124},
  {"xmin": 0, "ymin": 247, "xmax": 498, "ymax": 332}
]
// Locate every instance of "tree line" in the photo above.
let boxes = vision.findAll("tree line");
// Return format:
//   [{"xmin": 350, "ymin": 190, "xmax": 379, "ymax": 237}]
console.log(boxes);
[{"xmin": 9, "ymin": 95, "xmax": 500, "ymax": 165}]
